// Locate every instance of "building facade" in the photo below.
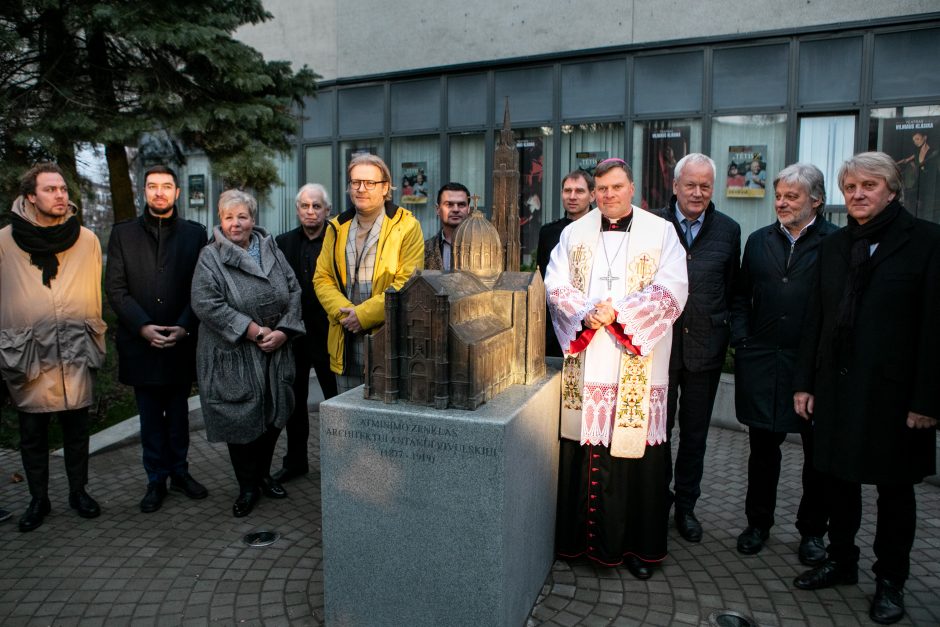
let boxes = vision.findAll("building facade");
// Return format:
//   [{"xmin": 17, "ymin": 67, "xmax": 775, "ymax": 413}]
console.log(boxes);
[{"xmin": 176, "ymin": 2, "xmax": 940, "ymax": 261}]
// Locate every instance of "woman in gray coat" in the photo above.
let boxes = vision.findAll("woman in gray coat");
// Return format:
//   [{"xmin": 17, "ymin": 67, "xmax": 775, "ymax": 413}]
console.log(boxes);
[{"xmin": 191, "ymin": 190, "xmax": 305, "ymax": 517}]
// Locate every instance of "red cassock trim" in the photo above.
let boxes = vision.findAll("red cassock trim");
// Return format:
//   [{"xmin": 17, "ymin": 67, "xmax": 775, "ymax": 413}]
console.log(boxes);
[{"xmin": 568, "ymin": 323, "xmax": 641, "ymax": 355}]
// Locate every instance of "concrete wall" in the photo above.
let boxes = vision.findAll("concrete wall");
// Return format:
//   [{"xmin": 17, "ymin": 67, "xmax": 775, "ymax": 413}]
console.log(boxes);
[{"xmin": 237, "ymin": 0, "xmax": 939, "ymax": 81}]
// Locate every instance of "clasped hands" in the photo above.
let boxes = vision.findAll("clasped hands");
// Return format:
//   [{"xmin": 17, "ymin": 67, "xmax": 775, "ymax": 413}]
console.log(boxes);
[
  {"xmin": 583, "ymin": 298, "xmax": 616, "ymax": 330},
  {"xmin": 245, "ymin": 321, "xmax": 287, "ymax": 353},
  {"xmin": 339, "ymin": 306, "xmax": 363, "ymax": 333},
  {"xmin": 140, "ymin": 324, "xmax": 187, "ymax": 349}
]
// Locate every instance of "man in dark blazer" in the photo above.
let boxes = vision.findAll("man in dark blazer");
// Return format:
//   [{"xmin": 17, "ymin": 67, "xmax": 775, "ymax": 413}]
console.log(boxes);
[
  {"xmin": 423, "ymin": 182, "xmax": 471, "ymax": 271},
  {"xmin": 106, "ymin": 165, "xmax": 208, "ymax": 513},
  {"xmin": 273, "ymin": 183, "xmax": 339, "ymax": 483},
  {"xmin": 652, "ymin": 153, "xmax": 740, "ymax": 543},
  {"xmin": 536, "ymin": 169, "xmax": 594, "ymax": 357},
  {"xmin": 792, "ymin": 152, "xmax": 939, "ymax": 625},
  {"xmin": 731, "ymin": 163, "xmax": 836, "ymax": 564}
]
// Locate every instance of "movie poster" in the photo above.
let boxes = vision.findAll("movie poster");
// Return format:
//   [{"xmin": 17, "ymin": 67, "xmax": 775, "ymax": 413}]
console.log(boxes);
[
  {"xmin": 517, "ymin": 138, "xmax": 544, "ymax": 257},
  {"xmin": 726, "ymin": 145, "xmax": 768, "ymax": 199},
  {"xmin": 879, "ymin": 116, "xmax": 940, "ymax": 223},
  {"xmin": 640, "ymin": 124, "xmax": 689, "ymax": 209},
  {"xmin": 187, "ymin": 174, "xmax": 205, "ymax": 208},
  {"xmin": 576, "ymin": 151, "xmax": 608, "ymax": 177},
  {"xmin": 400, "ymin": 161, "xmax": 429, "ymax": 205}
]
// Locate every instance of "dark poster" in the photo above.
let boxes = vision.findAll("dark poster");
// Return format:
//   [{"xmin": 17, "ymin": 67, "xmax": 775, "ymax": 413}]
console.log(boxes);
[
  {"xmin": 576, "ymin": 151, "xmax": 608, "ymax": 178},
  {"xmin": 640, "ymin": 124, "xmax": 690, "ymax": 210},
  {"xmin": 517, "ymin": 138, "xmax": 544, "ymax": 258},
  {"xmin": 880, "ymin": 117, "xmax": 940, "ymax": 223}
]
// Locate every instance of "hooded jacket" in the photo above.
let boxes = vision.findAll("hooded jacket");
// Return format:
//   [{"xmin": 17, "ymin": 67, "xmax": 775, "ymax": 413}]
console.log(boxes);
[{"xmin": 0, "ymin": 197, "xmax": 105, "ymax": 412}]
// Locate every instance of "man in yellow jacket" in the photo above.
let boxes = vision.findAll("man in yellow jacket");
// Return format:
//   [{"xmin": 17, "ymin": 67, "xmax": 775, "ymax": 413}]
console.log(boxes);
[{"xmin": 314, "ymin": 154, "xmax": 424, "ymax": 393}]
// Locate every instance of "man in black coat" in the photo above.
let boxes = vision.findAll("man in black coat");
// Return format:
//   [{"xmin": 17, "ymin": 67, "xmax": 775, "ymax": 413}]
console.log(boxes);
[
  {"xmin": 792, "ymin": 152, "xmax": 939, "ymax": 625},
  {"xmin": 730, "ymin": 163, "xmax": 836, "ymax": 563},
  {"xmin": 424, "ymin": 182, "xmax": 471, "ymax": 271},
  {"xmin": 536, "ymin": 170, "xmax": 594, "ymax": 357},
  {"xmin": 105, "ymin": 165, "xmax": 208, "ymax": 513},
  {"xmin": 652, "ymin": 153, "xmax": 740, "ymax": 542},
  {"xmin": 272, "ymin": 183, "xmax": 339, "ymax": 483}
]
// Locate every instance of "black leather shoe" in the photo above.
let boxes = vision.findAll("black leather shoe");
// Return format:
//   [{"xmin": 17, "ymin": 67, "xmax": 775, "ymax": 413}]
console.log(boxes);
[
  {"xmin": 170, "ymin": 473, "xmax": 208, "ymax": 499},
  {"xmin": 233, "ymin": 490, "xmax": 260, "ymax": 517},
  {"xmin": 140, "ymin": 482, "xmax": 167, "ymax": 513},
  {"xmin": 793, "ymin": 559, "xmax": 858, "ymax": 590},
  {"xmin": 675, "ymin": 510, "xmax": 703, "ymax": 542},
  {"xmin": 798, "ymin": 535, "xmax": 827, "ymax": 566},
  {"xmin": 870, "ymin": 577, "xmax": 905, "ymax": 625},
  {"xmin": 271, "ymin": 466, "xmax": 308, "ymax": 484},
  {"xmin": 68, "ymin": 489, "xmax": 100, "ymax": 519},
  {"xmin": 624, "ymin": 555, "xmax": 653, "ymax": 580},
  {"xmin": 18, "ymin": 497, "xmax": 51, "ymax": 532},
  {"xmin": 261, "ymin": 476, "xmax": 288, "ymax": 499},
  {"xmin": 736, "ymin": 526, "xmax": 769, "ymax": 555}
]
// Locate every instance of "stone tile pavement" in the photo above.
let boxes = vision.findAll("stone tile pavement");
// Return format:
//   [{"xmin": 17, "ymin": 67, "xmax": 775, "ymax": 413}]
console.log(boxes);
[{"xmin": 0, "ymin": 416, "xmax": 937, "ymax": 626}]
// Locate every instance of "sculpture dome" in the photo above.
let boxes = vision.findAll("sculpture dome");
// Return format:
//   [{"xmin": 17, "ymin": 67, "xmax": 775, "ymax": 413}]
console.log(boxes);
[{"xmin": 453, "ymin": 209, "xmax": 503, "ymax": 286}]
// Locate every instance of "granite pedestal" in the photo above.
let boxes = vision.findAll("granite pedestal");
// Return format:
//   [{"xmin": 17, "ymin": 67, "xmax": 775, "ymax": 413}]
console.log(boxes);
[{"xmin": 320, "ymin": 370, "xmax": 560, "ymax": 627}]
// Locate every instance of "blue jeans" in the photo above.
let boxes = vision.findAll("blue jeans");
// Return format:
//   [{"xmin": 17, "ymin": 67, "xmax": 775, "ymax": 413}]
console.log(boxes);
[{"xmin": 135, "ymin": 384, "xmax": 191, "ymax": 483}]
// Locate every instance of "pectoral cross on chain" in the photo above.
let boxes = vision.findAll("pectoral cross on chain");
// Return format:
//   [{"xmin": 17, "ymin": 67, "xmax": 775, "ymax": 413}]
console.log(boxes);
[{"xmin": 599, "ymin": 268, "xmax": 620, "ymax": 290}]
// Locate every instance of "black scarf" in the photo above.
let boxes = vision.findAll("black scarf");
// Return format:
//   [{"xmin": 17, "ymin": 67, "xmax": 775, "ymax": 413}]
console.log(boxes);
[
  {"xmin": 834, "ymin": 198, "xmax": 902, "ymax": 352},
  {"xmin": 9, "ymin": 213, "xmax": 81, "ymax": 287}
]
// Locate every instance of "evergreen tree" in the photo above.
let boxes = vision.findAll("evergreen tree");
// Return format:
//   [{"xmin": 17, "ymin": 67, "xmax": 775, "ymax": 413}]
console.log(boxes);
[{"xmin": 0, "ymin": 0, "xmax": 318, "ymax": 221}]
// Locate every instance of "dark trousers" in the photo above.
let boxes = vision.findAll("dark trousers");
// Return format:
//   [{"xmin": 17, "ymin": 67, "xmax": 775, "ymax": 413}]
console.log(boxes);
[
  {"xmin": 666, "ymin": 367, "xmax": 722, "ymax": 513},
  {"xmin": 19, "ymin": 408, "xmax": 90, "ymax": 498},
  {"xmin": 281, "ymin": 342, "xmax": 338, "ymax": 473},
  {"xmin": 744, "ymin": 422, "xmax": 827, "ymax": 537},
  {"xmin": 227, "ymin": 425, "xmax": 282, "ymax": 492},
  {"xmin": 135, "ymin": 384, "xmax": 191, "ymax": 484},
  {"xmin": 825, "ymin": 474, "xmax": 916, "ymax": 582}
]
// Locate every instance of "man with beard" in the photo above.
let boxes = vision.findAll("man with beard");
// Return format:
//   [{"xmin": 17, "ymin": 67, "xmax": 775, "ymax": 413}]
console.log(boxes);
[
  {"xmin": 106, "ymin": 165, "xmax": 208, "ymax": 513},
  {"xmin": 424, "ymin": 182, "xmax": 472, "ymax": 271},
  {"xmin": 0, "ymin": 163, "xmax": 106, "ymax": 531},
  {"xmin": 272, "ymin": 183, "xmax": 339, "ymax": 483}
]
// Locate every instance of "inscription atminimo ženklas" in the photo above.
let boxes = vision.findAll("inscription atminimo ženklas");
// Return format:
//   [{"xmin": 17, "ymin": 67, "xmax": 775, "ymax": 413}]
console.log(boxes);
[{"xmin": 324, "ymin": 417, "xmax": 499, "ymax": 464}]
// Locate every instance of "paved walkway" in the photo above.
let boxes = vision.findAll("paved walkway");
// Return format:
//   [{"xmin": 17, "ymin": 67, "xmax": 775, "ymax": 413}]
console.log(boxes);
[{"xmin": 0, "ymin": 416, "xmax": 938, "ymax": 626}]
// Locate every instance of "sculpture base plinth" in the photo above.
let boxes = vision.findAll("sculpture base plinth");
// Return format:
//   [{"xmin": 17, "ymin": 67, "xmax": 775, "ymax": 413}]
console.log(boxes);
[{"xmin": 320, "ymin": 370, "xmax": 560, "ymax": 627}]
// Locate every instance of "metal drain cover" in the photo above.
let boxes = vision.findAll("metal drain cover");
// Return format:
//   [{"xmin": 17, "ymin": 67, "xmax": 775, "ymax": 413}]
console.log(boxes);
[
  {"xmin": 708, "ymin": 610, "xmax": 757, "ymax": 627},
  {"xmin": 243, "ymin": 531, "xmax": 280, "ymax": 547}
]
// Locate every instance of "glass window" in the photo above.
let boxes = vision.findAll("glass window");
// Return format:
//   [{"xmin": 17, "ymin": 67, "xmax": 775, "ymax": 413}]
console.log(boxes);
[
  {"xmin": 798, "ymin": 115, "xmax": 856, "ymax": 207},
  {"xmin": 711, "ymin": 114, "xmax": 788, "ymax": 241},
  {"xmin": 304, "ymin": 145, "xmax": 334, "ymax": 210},
  {"xmin": 338, "ymin": 86, "xmax": 384, "ymax": 136},
  {"xmin": 257, "ymin": 151, "xmax": 298, "ymax": 237},
  {"xmin": 557, "ymin": 122, "xmax": 625, "ymax": 220},
  {"xmin": 504, "ymin": 127, "xmax": 554, "ymax": 266},
  {"xmin": 798, "ymin": 38, "xmax": 862, "ymax": 107},
  {"xmin": 630, "ymin": 119, "xmax": 703, "ymax": 210},
  {"xmin": 450, "ymin": 133, "xmax": 486, "ymax": 211},
  {"xmin": 391, "ymin": 79, "xmax": 440, "ymax": 132},
  {"xmin": 634, "ymin": 52, "xmax": 704, "ymax": 115},
  {"xmin": 338, "ymin": 141, "xmax": 383, "ymax": 210},
  {"xmin": 561, "ymin": 60, "xmax": 626, "ymax": 119},
  {"xmin": 494, "ymin": 67, "xmax": 553, "ymax": 124},
  {"xmin": 302, "ymin": 91, "xmax": 334, "ymax": 140},
  {"xmin": 870, "ymin": 105, "xmax": 940, "ymax": 223},
  {"xmin": 712, "ymin": 45, "xmax": 788, "ymax": 110},
  {"xmin": 390, "ymin": 135, "xmax": 441, "ymax": 234},
  {"xmin": 872, "ymin": 29, "xmax": 940, "ymax": 102},
  {"xmin": 448, "ymin": 74, "xmax": 487, "ymax": 128}
]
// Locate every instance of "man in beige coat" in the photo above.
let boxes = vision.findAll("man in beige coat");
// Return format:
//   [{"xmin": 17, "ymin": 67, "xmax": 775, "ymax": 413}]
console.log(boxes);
[{"xmin": 0, "ymin": 163, "xmax": 106, "ymax": 532}]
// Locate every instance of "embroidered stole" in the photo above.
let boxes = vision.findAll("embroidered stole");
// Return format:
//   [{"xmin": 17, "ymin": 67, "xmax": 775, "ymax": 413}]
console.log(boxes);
[{"xmin": 561, "ymin": 208, "xmax": 665, "ymax": 458}]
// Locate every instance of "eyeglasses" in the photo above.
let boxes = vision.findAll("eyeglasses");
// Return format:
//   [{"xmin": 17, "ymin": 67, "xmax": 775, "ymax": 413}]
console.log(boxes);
[{"xmin": 349, "ymin": 179, "xmax": 386, "ymax": 191}]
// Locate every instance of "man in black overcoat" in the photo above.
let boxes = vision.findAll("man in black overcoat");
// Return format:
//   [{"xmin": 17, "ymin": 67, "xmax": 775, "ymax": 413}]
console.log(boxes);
[
  {"xmin": 273, "ymin": 183, "xmax": 339, "ymax": 483},
  {"xmin": 792, "ymin": 152, "xmax": 940, "ymax": 625},
  {"xmin": 730, "ymin": 163, "xmax": 836, "ymax": 563},
  {"xmin": 653, "ymin": 153, "xmax": 740, "ymax": 543},
  {"xmin": 105, "ymin": 165, "xmax": 208, "ymax": 513}
]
